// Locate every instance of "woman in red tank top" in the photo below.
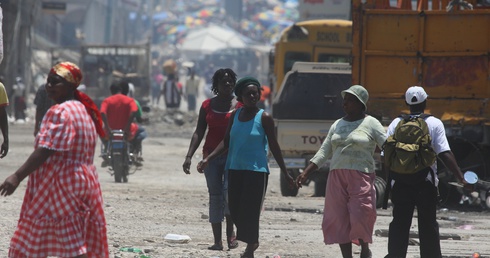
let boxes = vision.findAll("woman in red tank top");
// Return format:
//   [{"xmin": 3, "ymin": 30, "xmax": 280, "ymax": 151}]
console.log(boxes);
[{"xmin": 182, "ymin": 68, "xmax": 242, "ymax": 251}]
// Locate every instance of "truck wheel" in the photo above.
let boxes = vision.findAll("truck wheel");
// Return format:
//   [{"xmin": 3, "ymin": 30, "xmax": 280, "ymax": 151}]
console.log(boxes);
[
  {"xmin": 374, "ymin": 176, "xmax": 386, "ymax": 208},
  {"xmin": 280, "ymin": 169, "xmax": 299, "ymax": 197},
  {"xmin": 122, "ymin": 170, "xmax": 128, "ymax": 183}
]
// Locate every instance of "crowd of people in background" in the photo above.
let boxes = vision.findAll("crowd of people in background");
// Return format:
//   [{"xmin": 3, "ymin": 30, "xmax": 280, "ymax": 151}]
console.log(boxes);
[{"xmin": 153, "ymin": 0, "xmax": 298, "ymax": 47}]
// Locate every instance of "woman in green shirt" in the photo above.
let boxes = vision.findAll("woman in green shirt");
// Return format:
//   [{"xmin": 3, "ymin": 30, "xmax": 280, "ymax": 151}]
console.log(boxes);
[{"xmin": 296, "ymin": 85, "xmax": 386, "ymax": 258}]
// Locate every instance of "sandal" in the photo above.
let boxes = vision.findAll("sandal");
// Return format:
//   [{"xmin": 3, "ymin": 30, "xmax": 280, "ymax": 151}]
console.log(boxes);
[
  {"xmin": 207, "ymin": 243, "xmax": 223, "ymax": 251},
  {"xmin": 227, "ymin": 234, "xmax": 239, "ymax": 250}
]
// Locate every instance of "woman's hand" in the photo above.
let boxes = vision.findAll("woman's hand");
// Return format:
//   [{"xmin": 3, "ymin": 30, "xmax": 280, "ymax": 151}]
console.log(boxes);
[
  {"xmin": 182, "ymin": 156, "xmax": 192, "ymax": 174},
  {"xmin": 0, "ymin": 174, "xmax": 20, "ymax": 196},
  {"xmin": 197, "ymin": 159, "xmax": 208, "ymax": 173},
  {"xmin": 295, "ymin": 172, "xmax": 308, "ymax": 189},
  {"xmin": 282, "ymin": 169, "xmax": 296, "ymax": 189}
]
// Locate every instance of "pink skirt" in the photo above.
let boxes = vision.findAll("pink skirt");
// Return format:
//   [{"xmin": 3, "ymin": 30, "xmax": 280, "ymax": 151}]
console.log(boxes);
[{"xmin": 322, "ymin": 169, "xmax": 376, "ymax": 245}]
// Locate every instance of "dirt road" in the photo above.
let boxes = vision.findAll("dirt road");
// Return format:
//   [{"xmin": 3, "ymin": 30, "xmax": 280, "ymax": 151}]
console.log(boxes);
[{"xmin": 1, "ymin": 116, "xmax": 490, "ymax": 258}]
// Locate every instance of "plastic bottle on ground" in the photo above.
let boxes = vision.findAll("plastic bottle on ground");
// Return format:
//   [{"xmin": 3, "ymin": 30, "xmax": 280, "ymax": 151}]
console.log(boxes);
[{"xmin": 119, "ymin": 247, "xmax": 143, "ymax": 253}]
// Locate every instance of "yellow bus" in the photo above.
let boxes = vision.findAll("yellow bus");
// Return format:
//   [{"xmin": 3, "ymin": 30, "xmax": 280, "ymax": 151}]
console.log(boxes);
[{"xmin": 270, "ymin": 19, "xmax": 352, "ymax": 95}]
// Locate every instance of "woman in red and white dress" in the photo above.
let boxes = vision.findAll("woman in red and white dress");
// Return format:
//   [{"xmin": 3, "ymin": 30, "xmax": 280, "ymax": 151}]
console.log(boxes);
[{"xmin": 0, "ymin": 62, "xmax": 109, "ymax": 258}]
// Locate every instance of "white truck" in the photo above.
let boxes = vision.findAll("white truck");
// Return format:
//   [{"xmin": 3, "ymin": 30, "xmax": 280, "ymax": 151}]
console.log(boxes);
[{"xmin": 271, "ymin": 62, "xmax": 385, "ymax": 206}]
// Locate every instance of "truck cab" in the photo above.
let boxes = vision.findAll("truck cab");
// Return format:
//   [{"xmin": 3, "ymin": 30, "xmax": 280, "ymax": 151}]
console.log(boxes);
[{"xmin": 271, "ymin": 62, "xmax": 351, "ymax": 196}]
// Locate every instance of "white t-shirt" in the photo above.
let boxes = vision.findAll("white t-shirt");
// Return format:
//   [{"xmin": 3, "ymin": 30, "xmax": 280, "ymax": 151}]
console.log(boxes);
[{"xmin": 386, "ymin": 115, "xmax": 451, "ymax": 185}]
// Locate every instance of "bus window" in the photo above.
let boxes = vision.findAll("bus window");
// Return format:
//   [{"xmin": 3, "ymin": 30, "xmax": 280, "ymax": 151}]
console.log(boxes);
[
  {"xmin": 284, "ymin": 52, "xmax": 311, "ymax": 74},
  {"xmin": 318, "ymin": 54, "xmax": 350, "ymax": 63}
]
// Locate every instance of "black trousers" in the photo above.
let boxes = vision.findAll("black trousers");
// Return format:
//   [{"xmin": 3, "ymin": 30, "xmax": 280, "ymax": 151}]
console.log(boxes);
[
  {"xmin": 386, "ymin": 180, "xmax": 441, "ymax": 258},
  {"xmin": 228, "ymin": 169, "xmax": 268, "ymax": 244}
]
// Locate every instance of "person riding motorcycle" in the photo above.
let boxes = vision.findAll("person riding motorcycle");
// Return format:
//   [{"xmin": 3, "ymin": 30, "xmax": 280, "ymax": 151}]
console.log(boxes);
[
  {"xmin": 119, "ymin": 81, "xmax": 147, "ymax": 166},
  {"xmin": 100, "ymin": 82, "xmax": 138, "ymax": 167}
]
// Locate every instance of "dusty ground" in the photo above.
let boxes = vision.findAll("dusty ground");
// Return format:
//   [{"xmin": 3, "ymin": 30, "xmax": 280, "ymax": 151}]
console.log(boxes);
[{"xmin": 2, "ymin": 101, "xmax": 490, "ymax": 258}]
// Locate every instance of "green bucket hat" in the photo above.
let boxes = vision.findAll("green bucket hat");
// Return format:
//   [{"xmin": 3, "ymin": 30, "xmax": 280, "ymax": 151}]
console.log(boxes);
[{"xmin": 341, "ymin": 85, "xmax": 369, "ymax": 111}]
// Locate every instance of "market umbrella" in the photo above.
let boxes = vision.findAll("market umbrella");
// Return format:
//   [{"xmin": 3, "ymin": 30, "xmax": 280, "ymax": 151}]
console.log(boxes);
[
  {"xmin": 180, "ymin": 25, "xmax": 251, "ymax": 59},
  {"xmin": 267, "ymin": 20, "xmax": 293, "ymax": 33},
  {"xmin": 181, "ymin": 25, "xmax": 248, "ymax": 52},
  {"xmin": 153, "ymin": 11, "xmax": 170, "ymax": 21},
  {"xmin": 195, "ymin": 9, "xmax": 213, "ymax": 18},
  {"xmin": 185, "ymin": 16, "xmax": 205, "ymax": 27},
  {"xmin": 167, "ymin": 24, "xmax": 188, "ymax": 35}
]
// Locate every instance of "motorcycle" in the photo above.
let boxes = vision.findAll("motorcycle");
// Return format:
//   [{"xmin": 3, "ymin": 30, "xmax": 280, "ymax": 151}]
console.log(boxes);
[{"xmin": 106, "ymin": 130, "xmax": 141, "ymax": 183}]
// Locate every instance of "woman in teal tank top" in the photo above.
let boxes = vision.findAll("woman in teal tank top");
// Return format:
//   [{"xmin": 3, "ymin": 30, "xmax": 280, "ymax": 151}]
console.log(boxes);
[{"xmin": 197, "ymin": 77, "xmax": 295, "ymax": 258}]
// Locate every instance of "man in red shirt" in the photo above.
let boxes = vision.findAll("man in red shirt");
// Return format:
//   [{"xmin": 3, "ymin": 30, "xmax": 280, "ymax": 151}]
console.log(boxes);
[
  {"xmin": 100, "ymin": 83, "xmax": 138, "ymax": 166},
  {"xmin": 258, "ymin": 85, "xmax": 271, "ymax": 110}
]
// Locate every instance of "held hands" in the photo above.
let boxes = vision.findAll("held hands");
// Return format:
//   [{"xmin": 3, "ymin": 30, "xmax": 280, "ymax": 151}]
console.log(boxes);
[
  {"xmin": 295, "ymin": 172, "xmax": 308, "ymax": 189},
  {"xmin": 0, "ymin": 174, "xmax": 20, "ymax": 196},
  {"xmin": 282, "ymin": 169, "xmax": 295, "ymax": 189}
]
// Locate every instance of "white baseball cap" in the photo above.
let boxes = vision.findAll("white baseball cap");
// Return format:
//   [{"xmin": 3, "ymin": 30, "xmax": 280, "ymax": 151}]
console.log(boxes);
[{"xmin": 405, "ymin": 86, "xmax": 428, "ymax": 105}]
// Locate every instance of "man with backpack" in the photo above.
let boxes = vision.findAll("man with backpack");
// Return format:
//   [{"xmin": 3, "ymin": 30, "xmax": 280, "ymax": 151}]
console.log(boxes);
[{"xmin": 383, "ymin": 86, "xmax": 467, "ymax": 258}]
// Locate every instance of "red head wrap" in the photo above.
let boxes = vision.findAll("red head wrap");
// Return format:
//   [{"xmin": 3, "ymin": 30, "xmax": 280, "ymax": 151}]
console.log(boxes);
[
  {"xmin": 50, "ymin": 62, "xmax": 83, "ymax": 87},
  {"xmin": 49, "ymin": 61, "xmax": 106, "ymax": 138}
]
